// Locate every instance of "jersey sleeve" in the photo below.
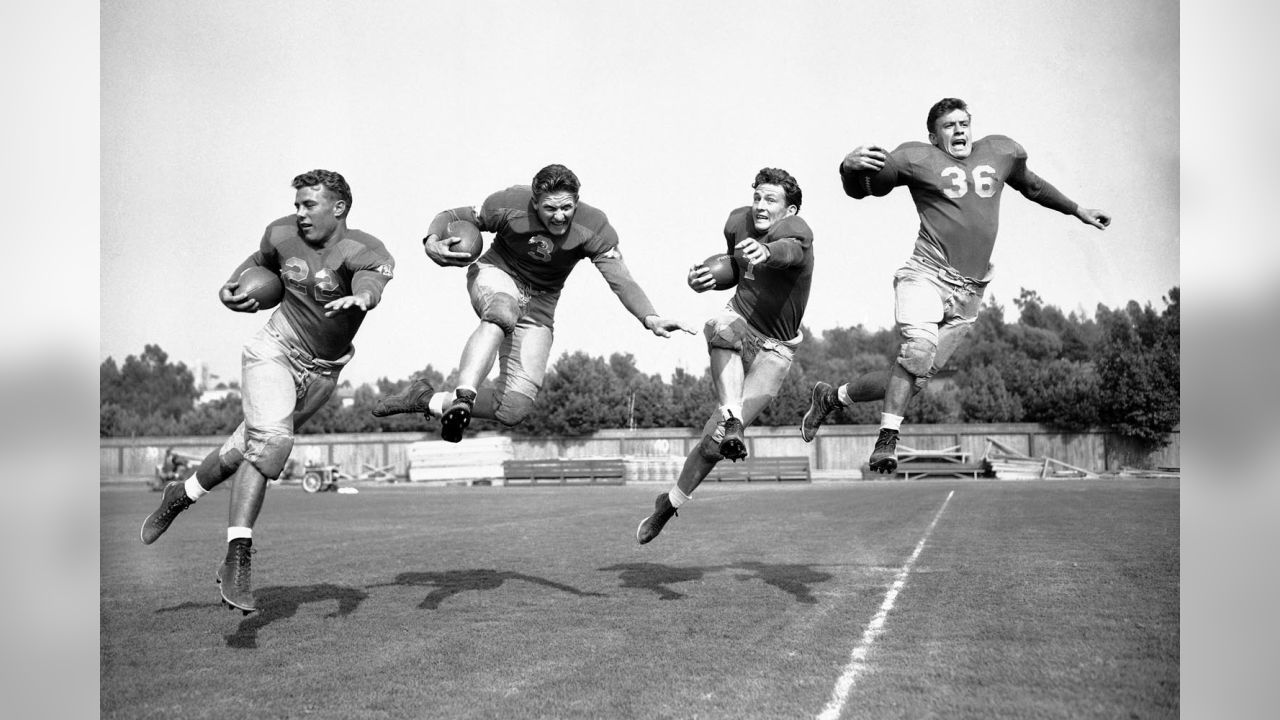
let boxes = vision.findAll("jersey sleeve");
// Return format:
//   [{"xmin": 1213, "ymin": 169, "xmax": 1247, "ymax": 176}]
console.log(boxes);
[
  {"xmin": 583, "ymin": 215, "xmax": 655, "ymax": 324},
  {"xmin": 759, "ymin": 215, "xmax": 813, "ymax": 268},
  {"xmin": 227, "ymin": 219, "xmax": 286, "ymax": 282},
  {"xmin": 347, "ymin": 237, "xmax": 396, "ymax": 310},
  {"xmin": 1000, "ymin": 136, "xmax": 1079, "ymax": 216}
]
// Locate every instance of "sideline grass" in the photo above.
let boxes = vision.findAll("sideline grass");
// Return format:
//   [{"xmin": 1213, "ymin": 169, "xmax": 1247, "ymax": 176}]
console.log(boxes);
[{"xmin": 102, "ymin": 479, "xmax": 1177, "ymax": 719}]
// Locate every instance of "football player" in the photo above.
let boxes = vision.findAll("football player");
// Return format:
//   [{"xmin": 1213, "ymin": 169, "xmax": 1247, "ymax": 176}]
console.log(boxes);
[
  {"xmin": 636, "ymin": 167, "xmax": 815, "ymax": 545},
  {"xmin": 372, "ymin": 164, "xmax": 695, "ymax": 440},
  {"xmin": 141, "ymin": 169, "xmax": 395, "ymax": 614},
  {"xmin": 800, "ymin": 98, "xmax": 1111, "ymax": 473}
]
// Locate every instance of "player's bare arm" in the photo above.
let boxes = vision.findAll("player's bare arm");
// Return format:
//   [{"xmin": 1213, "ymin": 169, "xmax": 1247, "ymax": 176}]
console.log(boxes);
[
  {"xmin": 1076, "ymin": 207, "xmax": 1112, "ymax": 230},
  {"xmin": 643, "ymin": 314, "xmax": 698, "ymax": 338},
  {"xmin": 840, "ymin": 145, "xmax": 888, "ymax": 173},
  {"xmin": 423, "ymin": 232, "xmax": 477, "ymax": 267},
  {"xmin": 323, "ymin": 291, "xmax": 373, "ymax": 317},
  {"xmin": 219, "ymin": 280, "xmax": 261, "ymax": 313}
]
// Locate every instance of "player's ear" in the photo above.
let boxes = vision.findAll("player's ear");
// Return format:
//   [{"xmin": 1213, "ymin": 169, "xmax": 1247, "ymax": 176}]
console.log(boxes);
[
  {"xmin": 785, "ymin": 204, "xmax": 798, "ymax": 218},
  {"xmin": 332, "ymin": 200, "xmax": 348, "ymax": 219}
]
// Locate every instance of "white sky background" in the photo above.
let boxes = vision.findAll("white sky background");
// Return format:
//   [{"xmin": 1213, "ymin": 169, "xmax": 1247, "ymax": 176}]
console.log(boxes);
[{"xmin": 100, "ymin": 0, "xmax": 1180, "ymax": 386}]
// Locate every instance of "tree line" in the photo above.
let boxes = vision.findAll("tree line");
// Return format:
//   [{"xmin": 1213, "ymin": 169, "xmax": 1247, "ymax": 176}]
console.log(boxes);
[{"xmin": 101, "ymin": 286, "xmax": 1180, "ymax": 447}]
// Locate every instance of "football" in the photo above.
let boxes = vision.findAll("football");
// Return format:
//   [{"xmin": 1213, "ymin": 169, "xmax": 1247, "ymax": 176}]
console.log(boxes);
[
  {"xmin": 237, "ymin": 266, "xmax": 284, "ymax": 309},
  {"xmin": 446, "ymin": 220, "xmax": 483, "ymax": 264},
  {"xmin": 702, "ymin": 253, "xmax": 738, "ymax": 290}
]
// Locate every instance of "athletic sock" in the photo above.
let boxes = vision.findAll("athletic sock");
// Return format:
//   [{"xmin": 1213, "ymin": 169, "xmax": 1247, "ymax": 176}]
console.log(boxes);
[
  {"xmin": 836, "ymin": 384, "xmax": 852, "ymax": 406},
  {"xmin": 668, "ymin": 486, "xmax": 691, "ymax": 508},
  {"xmin": 183, "ymin": 476, "xmax": 207, "ymax": 501},
  {"xmin": 227, "ymin": 526, "xmax": 253, "ymax": 543},
  {"xmin": 880, "ymin": 413, "xmax": 904, "ymax": 431},
  {"xmin": 719, "ymin": 404, "xmax": 743, "ymax": 422},
  {"xmin": 428, "ymin": 392, "xmax": 449, "ymax": 416}
]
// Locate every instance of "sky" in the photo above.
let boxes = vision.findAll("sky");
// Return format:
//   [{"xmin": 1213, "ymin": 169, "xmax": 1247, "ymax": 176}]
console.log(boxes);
[{"xmin": 98, "ymin": 0, "xmax": 1180, "ymax": 387}]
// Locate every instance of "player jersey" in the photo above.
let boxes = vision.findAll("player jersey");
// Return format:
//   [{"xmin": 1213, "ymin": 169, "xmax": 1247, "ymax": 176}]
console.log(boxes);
[
  {"xmin": 844, "ymin": 135, "xmax": 1077, "ymax": 279},
  {"xmin": 428, "ymin": 186, "xmax": 657, "ymax": 323},
  {"xmin": 722, "ymin": 208, "xmax": 814, "ymax": 342},
  {"xmin": 230, "ymin": 216, "xmax": 395, "ymax": 361}
]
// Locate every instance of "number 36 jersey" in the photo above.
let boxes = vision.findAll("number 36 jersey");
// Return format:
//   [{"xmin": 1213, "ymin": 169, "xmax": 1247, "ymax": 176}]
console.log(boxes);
[{"xmin": 879, "ymin": 135, "xmax": 1076, "ymax": 279}]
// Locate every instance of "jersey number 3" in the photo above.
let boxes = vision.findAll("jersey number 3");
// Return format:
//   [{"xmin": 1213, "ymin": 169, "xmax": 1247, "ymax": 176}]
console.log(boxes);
[{"xmin": 940, "ymin": 165, "xmax": 998, "ymax": 199}]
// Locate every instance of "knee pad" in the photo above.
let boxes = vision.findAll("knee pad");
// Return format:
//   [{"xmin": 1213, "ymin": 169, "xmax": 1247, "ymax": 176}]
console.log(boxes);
[
  {"xmin": 697, "ymin": 434, "xmax": 725, "ymax": 461},
  {"xmin": 704, "ymin": 314, "xmax": 745, "ymax": 352},
  {"xmin": 493, "ymin": 390, "xmax": 537, "ymax": 427},
  {"xmin": 246, "ymin": 430, "xmax": 294, "ymax": 479},
  {"xmin": 896, "ymin": 337, "xmax": 937, "ymax": 379},
  {"xmin": 480, "ymin": 293, "xmax": 521, "ymax": 335},
  {"xmin": 198, "ymin": 447, "xmax": 244, "ymax": 484}
]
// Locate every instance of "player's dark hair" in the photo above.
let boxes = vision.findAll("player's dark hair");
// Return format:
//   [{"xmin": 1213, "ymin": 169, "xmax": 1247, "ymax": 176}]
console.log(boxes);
[
  {"xmin": 753, "ymin": 167, "xmax": 802, "ymax": 211},
  {"xmin": 292, "ymin": 169, "xmax": 353, "ymax": 215},
  {"xmin": 926, "ymin": 98, "xmax": 969, "ymax": 134},
  {"xmin": 532, "ymin": 164, "xmax": 581, "ymax": 199}
]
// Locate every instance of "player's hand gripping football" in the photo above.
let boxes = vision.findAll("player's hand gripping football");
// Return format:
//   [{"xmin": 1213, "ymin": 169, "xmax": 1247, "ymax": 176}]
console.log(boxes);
[
  {"xmin": 1076, "ymin": 207, "xmax": 1112, "ymax": 230},
  {"xmin": 643, "ymin": 315, "xmax": 698, "ymax": 338},
  {"xmin": 323, "ymin": 292, "xmax": 372, "ymax": 317},
  {"xmin": 423, "ymin": 233, "xmax": 476, "ymax": 267},
  {"xmin": 841, "ymin": 145, "xmax": 888, "ymax": 173},
  {"xmin": 687, "ymin": 262, "xmax": 716, "ymax": 293},
  {"xmin": 219, "ymin": 280, "xmax": 261, "ymax": 313}
]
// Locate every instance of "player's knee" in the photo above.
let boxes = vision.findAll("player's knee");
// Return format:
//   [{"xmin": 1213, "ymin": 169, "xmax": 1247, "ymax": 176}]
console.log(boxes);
[
  {"xmin": 493, "ymin": 392, "xmax": 536, "ymax": 427},
  {"xmin": 896, "ymin": 337, "xmax": 937, "ymax": 379},
  {"xmin": 199, "ymin": 448, "xmax": 243, "ymax": 484},
  {"xmin": 247, "ymin": 433, "xmax": 294, "ymax": 479},
  {"xmin": 480, "ymin": 294, "xmax": 521, "ymax": 335},
  {"xmin": 697, "ymin": 434, "xmax": 725, "ymax": 461},
  {"xmin": 704, "ymin": 315, "xmax": 744, "ymax": 352}
]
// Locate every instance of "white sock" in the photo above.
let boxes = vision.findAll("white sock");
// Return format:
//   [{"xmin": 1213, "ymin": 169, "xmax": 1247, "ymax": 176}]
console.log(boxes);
[
  {"xmin": 880, "ymin": 413, "xmax": 904, "ymax": 431},
  {"xmin": 183, "ymin": 476, "xmax": 207, "ymax": 501},
  {"xmin": 227, "ymin": 526, "xmax": 253, "ymax": 543},
  {"xmin": 668, "ymin": 486, "xmax": 691, "ymax": 508},
  {"xmin": 837, "ymin": 384, "xmax": 852, "ymax": 406},
  {"xmin": 428, "ymin": 392, "xmax": 449, "ymax": 417}
]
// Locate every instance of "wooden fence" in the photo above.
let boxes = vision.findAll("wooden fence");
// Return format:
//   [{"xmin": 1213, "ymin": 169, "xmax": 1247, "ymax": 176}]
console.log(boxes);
[{"xmin": 101, "ymin": 423, "xmax": 1179, "ymax": 482}]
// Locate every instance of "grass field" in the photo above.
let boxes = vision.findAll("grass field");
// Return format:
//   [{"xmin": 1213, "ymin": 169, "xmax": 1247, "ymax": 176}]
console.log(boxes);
[{"xmin": 101, "ymin": 479, "xmax": 1178, "ymax": 719}]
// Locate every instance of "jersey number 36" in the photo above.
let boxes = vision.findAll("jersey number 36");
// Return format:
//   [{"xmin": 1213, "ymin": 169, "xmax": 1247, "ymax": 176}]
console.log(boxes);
[{"xmin": 940, "ymin": 165, "xmax": 998, "ymax": 199}]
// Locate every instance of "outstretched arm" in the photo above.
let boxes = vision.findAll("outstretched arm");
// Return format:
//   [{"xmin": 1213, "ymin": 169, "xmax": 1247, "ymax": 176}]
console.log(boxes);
[
  {"xmin": 1009, "ymin": 162, "xmax": 1110, "ymax": 230},
  {"xmin": 593, "ymin": 250, "xmax": 697, "ymax": 337}
]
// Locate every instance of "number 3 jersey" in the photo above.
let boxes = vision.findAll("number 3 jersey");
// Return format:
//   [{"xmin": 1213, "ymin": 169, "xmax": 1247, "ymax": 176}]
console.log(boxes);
[
  {"xmin": 230, "ymin": 216, "xmax": 395, "ymax": 361},
  {"xmin": 850, "ymin": 135, "xmax": 1078, "ymax": 280}
]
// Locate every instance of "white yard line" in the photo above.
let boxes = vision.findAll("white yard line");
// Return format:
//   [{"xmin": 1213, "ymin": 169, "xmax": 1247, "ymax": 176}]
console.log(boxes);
[{"xmin": 817, "ymin": 490, "xmax": 955, "ymax": 720}]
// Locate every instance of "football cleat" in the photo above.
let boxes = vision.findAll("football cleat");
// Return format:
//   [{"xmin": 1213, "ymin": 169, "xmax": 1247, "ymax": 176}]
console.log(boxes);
[
  {"xmin": 800, "ymin": 381, "xmax": 841, "ymax": 443},
  {"xmin": 440, "ymin": 388, "xmax": 477, "ymax": 443},
  {"xmin": 636, "ymin": 492, "xmax": 678, "ymax": 545},
  {"xmin": 371, "ymin": 377, "xmax": 436, "ymax": 417},
  {"xmin": 719, "ymin": 414, "xmax": 748, "ymax": 461},
  {"xmin": 140, "ymin": 480, "xmax": 194, "ymax": 545},
  {"xmin": 216, "ymin": 539, "xmax": 257, "ymax": 614},
  {"xmin": 868, "ymin": 428, "xmax": 901, "ymax": 474}
]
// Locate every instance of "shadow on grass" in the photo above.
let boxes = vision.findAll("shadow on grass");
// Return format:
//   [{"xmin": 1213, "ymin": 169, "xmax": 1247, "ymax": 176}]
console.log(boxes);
[
  {"xmin": 153, "ymin": 583, "xmax": 370, "ymax": 650},
  {"xmin": 369, "ymin": 569, "xmax": 607, "ymax": 610},
  {"xmin": 596, "ymin": 561, "xmax": 834, "ymax": 603}
]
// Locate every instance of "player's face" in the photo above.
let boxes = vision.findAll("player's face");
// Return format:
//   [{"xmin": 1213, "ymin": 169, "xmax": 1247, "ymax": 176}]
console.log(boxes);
[
  {"xmin": 930, "ymin": 109, "xmax": 973, "ymax": 159},
  {"xmin": 294, "ymin": 185, "xmax": 345, "ymax": 244},
  {"xmin": 751, "ymin": 183, "xmax": 797, "ymax": 233},
  {"xmin": 535, "ymin": 191, "xmax": 577, "ymax": 236}
]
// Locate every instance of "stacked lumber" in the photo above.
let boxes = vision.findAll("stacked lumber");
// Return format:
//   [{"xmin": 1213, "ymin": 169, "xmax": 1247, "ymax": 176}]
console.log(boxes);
[
  {"xmin": 407, "ymin": 436, "xmax": 514, "ymax": 485},
  {"xmin": 981, "ymin": 438, "xmax": 1098, "ymax": 480}
]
